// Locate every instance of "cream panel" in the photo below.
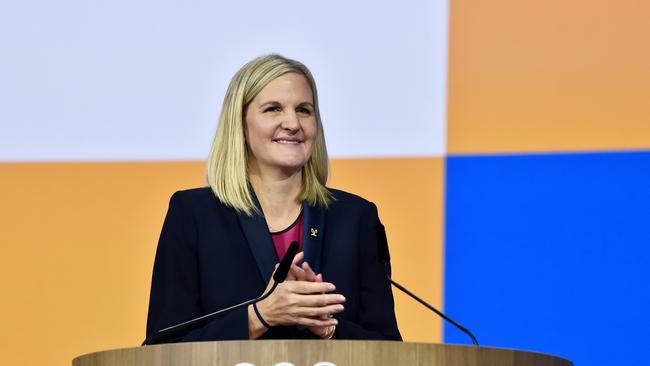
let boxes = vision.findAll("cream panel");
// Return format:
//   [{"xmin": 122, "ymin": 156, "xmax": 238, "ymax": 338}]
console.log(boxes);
[{"xmin": 0, "ymin": 0, "xmax": 448, "ymax": 161}]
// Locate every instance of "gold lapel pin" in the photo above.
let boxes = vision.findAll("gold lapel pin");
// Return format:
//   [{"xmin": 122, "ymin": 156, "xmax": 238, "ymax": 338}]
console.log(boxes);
[{"xmin": 310, "ymin": 228, "xmax": 318, "ymax": 237}]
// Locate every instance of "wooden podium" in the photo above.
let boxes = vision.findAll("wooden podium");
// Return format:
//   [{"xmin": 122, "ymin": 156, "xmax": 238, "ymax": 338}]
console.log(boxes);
[{"xmin": 73, "ymin": 341, "xmax": 572, "ymax": 366}]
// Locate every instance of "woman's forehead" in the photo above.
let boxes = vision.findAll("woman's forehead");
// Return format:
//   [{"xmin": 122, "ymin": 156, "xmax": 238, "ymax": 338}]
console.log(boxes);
[{"xmin": 253, "ymin": 73, "xmax": 314, "ymax": 104}]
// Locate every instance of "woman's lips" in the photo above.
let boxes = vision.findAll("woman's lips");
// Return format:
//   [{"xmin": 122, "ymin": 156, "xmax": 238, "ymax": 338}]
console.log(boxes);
[{"xmin": 274, "ymin": 139, "xmax": 302, "ymax": 144}]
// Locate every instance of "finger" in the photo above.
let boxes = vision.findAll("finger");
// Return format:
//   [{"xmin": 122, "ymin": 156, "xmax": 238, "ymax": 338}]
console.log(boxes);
[
  {"xmin": 285, "ymin": 271, "xmax": 297, "ymax": 281},
  {"xmin": 292, "ymin": 308, "xmax": 343, "ymax": 323},
  {"xmin": 288, "ymin": 252, "xmax": 310, "ymax": 281},
  {"xmin": 286, "ymin": 281, "xmax": 337, "ymax": 294},
  {"xmin": 292, "ymin": 304, "xmax": 344, "ymax": 318},
  {"xmin": 292, "ymin": 251, "xmax": 304, "ymax": 266},
  {"xmin": 280, "ymin": 293, "xmax": 346, "ymax": 311},
  {"xmin": 294, "ymin": 316, "xmax": 339, "ymax": 328},
  {"xmin": 301, "ymin": 262, "xmax": 318, "ymax": 281},
  {"xmin": 302, "ymin": 261, "xmax": 316, "ymax": 276},
  {"xmin": 288, "ymin": 265, "xmax": 307, "ymax": 281},
  {"xmin": 280, "ymin": 254, "xmax": 307, "ymax": 280},
  {"xmin": 299, "ymin": 317, "xmax": 339, "ymax": 327},
  {"xmin": 316, "ymin": 273, "xmax": 323, "ymax": 282},
  {"xmin": 296, "ymin": 305, "xmax": 344, "ymax": 317},
  {"xmin": 298, "ymin": 293, "xmax": 346, "ymax": 307}
]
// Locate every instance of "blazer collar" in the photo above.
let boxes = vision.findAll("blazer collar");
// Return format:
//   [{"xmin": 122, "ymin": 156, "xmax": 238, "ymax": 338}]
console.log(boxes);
[
  {"xmin": 301, "ymin": 200, "xmax": 326, "ymax": 275},
  {"xmin": 236, "ymin": 206, "xmax": 277, "ymax": 284},
  {"xmin": 236, "ymin": 192, "xmax": 327, "ymax": 283}
]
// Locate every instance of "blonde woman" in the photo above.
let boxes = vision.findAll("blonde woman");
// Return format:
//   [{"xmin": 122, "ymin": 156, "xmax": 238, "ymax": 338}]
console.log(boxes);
[{"xmin": 146, "ymin": 54, "xmax": 401, "ymax": 341}]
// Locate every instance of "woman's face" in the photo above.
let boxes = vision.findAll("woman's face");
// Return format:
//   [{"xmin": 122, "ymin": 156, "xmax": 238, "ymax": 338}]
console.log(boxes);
[{"xmin": 244, "ymin": 72, "xmax": 317, "ymax": 176}]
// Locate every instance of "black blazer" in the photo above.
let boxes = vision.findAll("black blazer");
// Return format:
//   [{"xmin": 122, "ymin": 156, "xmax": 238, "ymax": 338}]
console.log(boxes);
[{"xmin": 146, "ymin": 187, "xmax": 401, "ymax": 341}]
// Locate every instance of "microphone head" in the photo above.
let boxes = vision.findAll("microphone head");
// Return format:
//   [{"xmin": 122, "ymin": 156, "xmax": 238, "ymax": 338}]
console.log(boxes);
[{"xmin": 273, "ymin": 241, "xmax": 299, "ymax": 283}]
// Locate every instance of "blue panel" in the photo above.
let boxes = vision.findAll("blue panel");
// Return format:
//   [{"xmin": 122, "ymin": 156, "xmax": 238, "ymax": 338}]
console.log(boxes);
[{"xmin": 444, "ymin": 151, "xmax": 650, "ymax": 365}]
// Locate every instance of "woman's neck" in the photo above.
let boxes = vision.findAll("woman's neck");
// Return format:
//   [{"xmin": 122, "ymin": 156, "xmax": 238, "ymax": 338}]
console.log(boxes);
[{"xmin": 248, "ymin": 167, "xmax": 303, "ymax": 224}]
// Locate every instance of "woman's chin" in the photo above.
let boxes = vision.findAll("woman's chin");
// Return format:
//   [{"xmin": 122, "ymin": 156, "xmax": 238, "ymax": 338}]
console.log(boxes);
[{"xmin": 270, "ymin": 160, "xmax": 308, "ymax": 175}]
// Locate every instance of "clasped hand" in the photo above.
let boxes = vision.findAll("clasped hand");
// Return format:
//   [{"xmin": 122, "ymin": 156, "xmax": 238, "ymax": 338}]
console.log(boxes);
[{"xmin": 250, "ymin": 252, "xmax": 345, "ymax": 338}]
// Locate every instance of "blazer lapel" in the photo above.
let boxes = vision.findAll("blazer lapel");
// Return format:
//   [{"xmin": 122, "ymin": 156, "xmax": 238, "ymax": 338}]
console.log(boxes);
[
  {"xmin": 301, "ymin": 201, "xmax": 326, "ymax": 274},
  {"xmin": 236, "ymin": 205, "xmax": 278, "ymax": 284},
  {"xmin": 236, "ymin": 192, "xmax": 328, "ymax": 282}
]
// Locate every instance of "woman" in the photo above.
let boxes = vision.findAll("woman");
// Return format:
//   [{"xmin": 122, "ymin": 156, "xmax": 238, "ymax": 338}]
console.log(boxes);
[{"xmin": 146, "ymin": 54, "xmax": 401, "ymax": 341}]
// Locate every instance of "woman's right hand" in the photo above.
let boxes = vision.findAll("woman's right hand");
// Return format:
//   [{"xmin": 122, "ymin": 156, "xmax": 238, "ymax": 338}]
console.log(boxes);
[{"xmin": 247, "ymin": 253, "xmax": 345, "ymax": 338}]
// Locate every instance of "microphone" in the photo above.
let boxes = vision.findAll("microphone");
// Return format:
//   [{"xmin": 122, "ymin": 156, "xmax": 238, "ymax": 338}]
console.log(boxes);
[
  {"xmin": 142, "ymin": 241, "xmax": 300, "ymax": 345},
  {"xmin": 376, "ymin": 224, "xmax": 479, "ymax": 347}
]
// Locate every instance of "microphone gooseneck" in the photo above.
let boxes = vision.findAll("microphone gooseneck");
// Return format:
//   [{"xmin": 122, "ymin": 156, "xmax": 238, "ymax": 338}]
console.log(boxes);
[
  {"xmin": 142, "ymin": 241, "xmax": 300, "ymax": 346},
  {"xmin": 376, "ymin": 223, "xmax": 479, "ymax": 347}
]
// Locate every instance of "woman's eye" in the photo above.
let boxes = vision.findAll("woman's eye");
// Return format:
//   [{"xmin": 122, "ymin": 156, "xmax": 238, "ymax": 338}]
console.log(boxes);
[
  {"xmin": 297, "ymin": 107, "xmax": 312, "ymax": 115},
  {"xmin": 264, "ymin": 106, "xmax": 280, "ymax": 113}
]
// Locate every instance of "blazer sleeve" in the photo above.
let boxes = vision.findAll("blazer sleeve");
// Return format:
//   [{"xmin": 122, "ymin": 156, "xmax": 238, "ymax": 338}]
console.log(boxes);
[
  {"xmin": 146, "ymin": 192, "xmax": 249, "ymax": 342},
  {"xmin": 335, "ymin": 202, "xmax": 402, "ymax": 340}
]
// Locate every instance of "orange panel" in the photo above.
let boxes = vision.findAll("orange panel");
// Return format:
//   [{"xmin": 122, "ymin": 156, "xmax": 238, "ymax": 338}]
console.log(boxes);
[
  {"xmin": 330, "ymin": 157, "xmax": 444, "ymax": 343},
  {"xmin": 447, "ymin": 0, "xmax": 650, "ymax": 154},
  {"xmin": 0, "ymin": 158, "xmax": 443, "ymax": 365},
  {"xmin": 0, "ymin": 162, "xmax": 205, "ymax": 366}
]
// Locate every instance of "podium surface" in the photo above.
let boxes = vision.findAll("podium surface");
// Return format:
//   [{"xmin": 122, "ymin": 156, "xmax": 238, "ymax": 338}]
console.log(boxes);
[{"xmin": 73, "ymin": 340, "xmax": 572, "ymax": 366}]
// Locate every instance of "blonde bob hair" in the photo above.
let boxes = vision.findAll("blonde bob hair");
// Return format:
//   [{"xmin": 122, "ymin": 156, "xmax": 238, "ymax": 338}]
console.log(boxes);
[{"xmin": 206, "ymin": 54, "xmax": 332, "ymax": 216}]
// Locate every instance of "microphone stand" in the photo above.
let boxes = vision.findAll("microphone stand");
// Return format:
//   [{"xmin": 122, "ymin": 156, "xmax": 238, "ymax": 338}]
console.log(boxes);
[
  {"xmin": 383, "ymin": 263, "xmax": 479, "ymax": 347},
  {"xmin": 377, "ymin": 223, "xmax": 479, "ymax": 347},
  {"xmin": 142, "ymin": 282, "xmax": 279, "ymax": 345},
  {"xmin": 143, "ymin": 241, "xmax": 299, "ymax": 345}
]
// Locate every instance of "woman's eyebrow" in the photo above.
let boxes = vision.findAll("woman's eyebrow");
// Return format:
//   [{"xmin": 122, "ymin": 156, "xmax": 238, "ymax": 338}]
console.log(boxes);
[
  {"xmin": 258, "ymin": 101, "xmax": 314, "ymax": 108},
  {"xmin": 258, "ymin": 101, "xmax": 280, "ymax": 108}
]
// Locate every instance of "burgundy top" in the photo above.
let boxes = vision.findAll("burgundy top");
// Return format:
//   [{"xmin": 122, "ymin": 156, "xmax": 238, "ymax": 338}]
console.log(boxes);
[{"xmin": 270, "ymin": 211, "xmax": 304, "ymax": 260}]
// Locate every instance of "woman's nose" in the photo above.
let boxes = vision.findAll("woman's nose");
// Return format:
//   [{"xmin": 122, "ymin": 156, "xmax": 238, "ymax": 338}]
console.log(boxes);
[{"xmin": 281, "ymin": 111, "xmax": 301, "ymax": 131}]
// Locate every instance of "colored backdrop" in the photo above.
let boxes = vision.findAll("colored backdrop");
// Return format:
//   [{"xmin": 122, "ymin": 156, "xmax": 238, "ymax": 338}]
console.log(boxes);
[{"xmin": 1, "ymin": 0, "xmax": 649, "ymax": 365}]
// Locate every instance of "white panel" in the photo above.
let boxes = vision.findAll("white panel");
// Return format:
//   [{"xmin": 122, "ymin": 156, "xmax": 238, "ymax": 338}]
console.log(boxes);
[{"xmin": 0, "ymin": 0, "xmax": 448, "ymax": 161}]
